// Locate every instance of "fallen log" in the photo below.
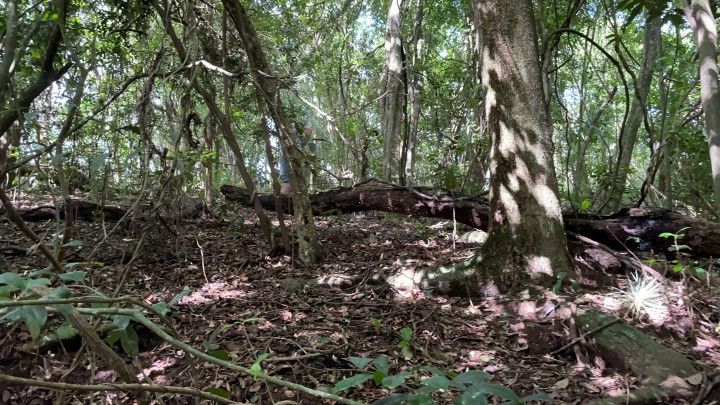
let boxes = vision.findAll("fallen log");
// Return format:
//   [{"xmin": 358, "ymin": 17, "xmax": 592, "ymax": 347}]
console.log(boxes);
[
  {"xmin": 1, "ymin": 199, "xmax": 205, "ymax": 222},
  {"xmin": 220, "ymin": 179, "xmax": 720, "ymax": 257},
  {"xmin": 0, "ymin": 200, "xmax": 127, "ymax": 222},
  {"xmin": 578, "ymin": 310, "xmax": 699, "ymax": 403}
]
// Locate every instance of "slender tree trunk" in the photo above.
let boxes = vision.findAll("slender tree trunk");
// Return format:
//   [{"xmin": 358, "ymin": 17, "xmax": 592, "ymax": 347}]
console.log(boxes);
[
  {"xmin": 380, "ymin": 0, "xmax": 406, "ymax": 184},
  {"xmin": 467, "ymin": 0, "xmax": 489, "ymax": 191},
  {"xmin": 222, "ymin": 0, "xmax": 323, "ymax": 264},
  {"xmin": 475, "ymin": 0, "xmax": 573, "ymax": 288},
  {"xmin": 684, "ymin": 0, "xmax": 720, "ymax": 216},
  {"xmin": 405, "ymin": 0, "xmax": 423, "ymax": 185},
  {"xmin": 151, "ymin": 0, "xmax": 274, "ymax": 249},
  {"xmin": 202, "ymin": 114, "xmax": 215, "ymax": 218},
  {"xmin": 608, "ymin": 14, "xmax": 662, "ymax": 211}
]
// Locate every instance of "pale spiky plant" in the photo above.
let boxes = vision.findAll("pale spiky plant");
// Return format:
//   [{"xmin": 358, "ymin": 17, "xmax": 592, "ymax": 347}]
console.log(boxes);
[{"xmin": 623, "ymin": 272, "xmax": 668, "ymax": 323}]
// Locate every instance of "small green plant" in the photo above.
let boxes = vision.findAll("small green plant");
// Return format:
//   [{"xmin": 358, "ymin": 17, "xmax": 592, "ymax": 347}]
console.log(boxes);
[
  {"xmin": 332, "ymin": 355, "xmax": 408, "ymax": 393},
  {"xmin": 659, "ymin": 227, "xmax": 692, "ymax": 255},
  {"xmin": 397, "ymin": 327, "xmax": 413, "ymax": 360},
  {"xmin": 333, "ymin": 356, "xmax": 550, "ymax": 404},
  {"xmin": 658, "ymin": 228, "xmax": 710, "ymax": 279}
]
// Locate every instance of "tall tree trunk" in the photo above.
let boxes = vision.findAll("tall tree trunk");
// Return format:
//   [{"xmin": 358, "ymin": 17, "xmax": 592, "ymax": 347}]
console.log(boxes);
[
  {"xmin": 476, "ymin": 0, "xmax": 573, "ymax": 288},
  {"xmin": 222, "ymin": 0, "xmax": 323, "ymax": 264},
  {"xmin": 608, "ymin": 14, "xmax": 662, "ymax": 211},
  {"xmin": 380, "ymin": 0, "xmax": 406, "ymax": 184},
  {"xmin": 684, "ymin": 0, "xmax": 720, "ymax": 216},
  {"xmin": 467, "ymin": 0, "xmax": 489, "ymax": 192},
  {"xmin": 202, "ymin": 114, "xmax": 215, "ymax": 218},
  {"xmin": 405, "ymin": 0, "xmax": 423, "ymax": 185}
]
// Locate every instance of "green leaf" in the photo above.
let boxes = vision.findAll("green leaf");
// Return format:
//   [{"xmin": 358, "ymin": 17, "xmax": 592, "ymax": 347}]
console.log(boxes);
[
  {"xmin": 105, "ymin": 328, "xmax": 123, "ymax": 346},
  {"xmin": 207, "ymin": 349, "xmax": 230, "ymax": 361},
  {"xmin": 0, "ymin": 285, "xmax": 20, "ymax": 299},
  {"xmin": 407, "ymin": 393, "xmax": 434, "ymax": 405},
  {"xmin": 62, "ymin": 240, "xmax": 84, "ymax": 248},
  {"xmin": 0, "ymin": 273, "xmax": 26, "ymax": 289},
  {"xmin": 348, "ymin": 356, "xmax": 373, "ymax": 370},
  {"xmin": 120, "ymin": 326, "xmax": 139, "ymax": 356},
  {"xmin": 373, "ymin": 355, "xmax": 390, "ymax": 376},
  {"xmin": 451, "ymin": 371, "xmax": 491, "ymax": 388},
  {"xmin": 580, "ymin": 199, "xmax": 591, "ymax": 210},
  {"xmin": 204, "ymin": 387, "xmax": 232, "ymax": 399},
  {"xmin": 250, "ymin": 353, "xmax": 269, "ymax": 377},
  {"xmin": 58, "ymin": 271, "xmax": 86, "ymax": 283},
  {"xmin": 2, "ymin": 305, "xmax": 48, "ymax": 339},
  {"xmin": 373, "ymin": 393, "xmax": 407, "ymax": 405},
  {"xmin": 399, "ymin": 327, "xmax": 413, "ymax": 341},
  {"xmin": 381, "ymin": 372, "xmax": 408, "ymax": 389},
  {"xmin": 465, "ymin": 382, "xmax": 519, "ymax": 401},
  {"xmin": 151, "ymin": 302, "xmax": 168, "ymax": 316},
  {"xmin": 401, "ymin": 345, "xmax": 413, "ymax": 360},
  {"xmin": 421, "ymin": 375, "xmax": 450, "ymax": 390},
  {"xmin": 658, "ymin": 232, "xmax": 675, "ymax": 239},
  {"xmin": 457, "ymin": 387, "xmax": 489, "ymax": 405},
  {"xmin": 332, "ymin": 373, "xmax": 373, "ymax": 393},
  {"xmin": 26, "ymin": 278, "xmax": 51, "ymax": 290},
  {"xmin": 54, "ymin": 324, "xmax": 78, "ymax": 340},
  {"xmin": 113, "ymin": 315, "xmax": 131, "ymax": 330}
]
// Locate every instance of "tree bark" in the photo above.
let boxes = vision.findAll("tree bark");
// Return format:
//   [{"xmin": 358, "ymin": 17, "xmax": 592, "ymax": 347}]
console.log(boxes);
[
  {"xmin": 475, "ymin": 0, "xmax": 573, "ymax": 287},
  {"xmin": 380, "ymin": 0, "xmax": 406, "ymax": 184},
  {"xmin": 684, "ymin": 0, "xmax": 720, "ymax": 216}
]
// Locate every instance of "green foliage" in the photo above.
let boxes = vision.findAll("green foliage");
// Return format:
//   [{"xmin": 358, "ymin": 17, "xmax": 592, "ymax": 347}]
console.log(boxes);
[
  {"xmin": 397, "ymin": 327, "xmax": 414, "ymax": 360},
  {"xmin": 336, "ymin": 355, "xmax": 550, "ymax": 404}
]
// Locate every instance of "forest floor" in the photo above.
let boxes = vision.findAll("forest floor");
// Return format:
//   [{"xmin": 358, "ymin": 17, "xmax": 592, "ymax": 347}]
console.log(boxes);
[{"xmin": 1, "ymin": 196, "xmax": 719, "ymax": 404}]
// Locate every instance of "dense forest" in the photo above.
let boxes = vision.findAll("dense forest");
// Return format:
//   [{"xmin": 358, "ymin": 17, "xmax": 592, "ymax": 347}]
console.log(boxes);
[{"xmin": 1, "ymin": 0, "xmax": 720, "ymax": 403}]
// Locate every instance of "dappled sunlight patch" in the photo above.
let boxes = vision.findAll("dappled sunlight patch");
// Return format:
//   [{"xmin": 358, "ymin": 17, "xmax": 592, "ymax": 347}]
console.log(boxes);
[
  {"xmin": 179, "ymin": 281, "xmax": 253, "ymax": 306},
  {"xmin": 138, "ymin": 356, "xmax": 177, "ymax": 382},
  {"xmin": 515, "ymin": 301, "xmax": 538, "ymax": 319},
  {"xmin": 693, "ymin": 331, "xmax": 720, "ymax": 353},
  {"xmin": 526, "ymin": 256, "xmax": 553, "ymax": 277},
  {"xmin": 463, "ymin": 350, "xmax": 496, "ymax": 368},
  {"xmin": 497, "ymin": 184, "xmax": 521, "ymax": 225},
  {"xmin": 531, "ymin": 185, "xmax": 563, "ymax": 220},
  {"xmin": 316, "ymin": 272, "xmax": 356, "ymax": 287},
  {"xmin": 589, "ymin": 373, "xmax": 631, "ymax": 398}
]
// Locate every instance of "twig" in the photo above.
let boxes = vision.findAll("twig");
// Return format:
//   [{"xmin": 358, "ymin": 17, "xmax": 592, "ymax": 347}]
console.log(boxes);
[
  {"xmin": 196, "ymin": 238, "xmax": 209, "ymax": 283},
  {"xmin": 0, "ymin": 374, "xmax": 242, "ymax": 404},
  {"xmin": 550, "ymin": 318, "xmax": 620, "ymax": 355},
  {"xmin": 692, "ymin": 372, "xmax": 720, "ymax": 405}
]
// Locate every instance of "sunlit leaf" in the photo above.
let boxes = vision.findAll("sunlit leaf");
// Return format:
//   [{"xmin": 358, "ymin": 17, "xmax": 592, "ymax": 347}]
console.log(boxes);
[{"xmin": 332, "ymin": 373, "xmax": 373, "ymax": 393}]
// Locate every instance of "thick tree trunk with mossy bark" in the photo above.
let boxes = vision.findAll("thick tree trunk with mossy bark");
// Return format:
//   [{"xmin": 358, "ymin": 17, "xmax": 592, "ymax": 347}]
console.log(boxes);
[
  {"xmin": 471, "ymin": 0, "xmax": 573, "ymax": 291},
  {"xmin": 222, "ymin": 0, "xmax": 323, "ymax": 264}
]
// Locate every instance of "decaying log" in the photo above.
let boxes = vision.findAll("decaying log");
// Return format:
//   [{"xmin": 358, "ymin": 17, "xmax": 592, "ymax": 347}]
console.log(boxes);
[
  {"xmin": 220, "ymin": 179, "xmax": 720, "ymax": 257},
  {"xmin": 1, "ymin": 199, "xmax": 205, "ymax": 222},
  {"xmin": 1, "ymin": 200, "xmax": 127, "ymax": 221},
  {"xmin": 578, "ymin": 310, "xmax": 699, "ymax": 403}
]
